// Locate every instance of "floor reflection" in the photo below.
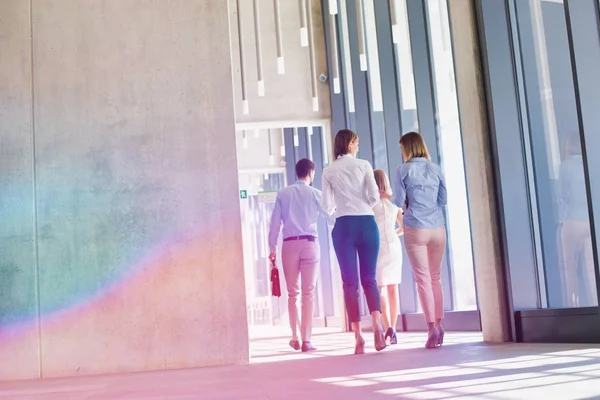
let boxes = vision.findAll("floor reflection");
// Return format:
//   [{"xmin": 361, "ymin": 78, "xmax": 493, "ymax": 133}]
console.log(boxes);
[{"xmin": 2, "ymin": 329, "xmax": 600, "ymax": 399}]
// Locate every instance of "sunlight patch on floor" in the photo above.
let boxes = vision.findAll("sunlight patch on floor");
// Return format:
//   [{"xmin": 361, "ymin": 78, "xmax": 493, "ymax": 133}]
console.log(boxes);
[
  {"xmin": 250, "ymin": 329, "xmax": 483, "ymax": 364},
  {"xmin": 313, "ymin": 344, "xmax": 600, "ymax": 400}
]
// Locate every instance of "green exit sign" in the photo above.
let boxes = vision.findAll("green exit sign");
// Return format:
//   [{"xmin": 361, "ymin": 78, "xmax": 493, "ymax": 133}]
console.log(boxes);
[{"xmin": 239, "ymin": 190, "xmax": 248, "ymax": 199}]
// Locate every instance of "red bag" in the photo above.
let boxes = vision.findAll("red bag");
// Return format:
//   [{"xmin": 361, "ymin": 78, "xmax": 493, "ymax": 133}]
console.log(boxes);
[{"xmin": 270, "ymin": 260, "xmax": 282, "ymax": 297}]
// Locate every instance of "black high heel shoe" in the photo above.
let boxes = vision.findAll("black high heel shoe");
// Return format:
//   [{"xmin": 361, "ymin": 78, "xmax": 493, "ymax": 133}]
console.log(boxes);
[
  {"xmin": 384, "ymin": 327, "xmax": 392, "ymax": 342},
  {"xmin": 390, "ymin": 330, "xmax": 398, "ymax": 345},
  {"xmin": 384, "ymin": 327, "xmax": 398, "ymax": 345}
]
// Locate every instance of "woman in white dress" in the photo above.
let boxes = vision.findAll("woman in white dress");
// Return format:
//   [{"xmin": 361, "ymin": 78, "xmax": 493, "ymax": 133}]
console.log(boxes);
[{"xmin": 373, "ymin": 169, "xmax": 404, "ymax": 345}]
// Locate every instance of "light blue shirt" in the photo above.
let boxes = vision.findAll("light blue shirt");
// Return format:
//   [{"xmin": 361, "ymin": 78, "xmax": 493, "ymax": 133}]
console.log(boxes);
[
  {"xmin": 268, "ymin": 181, "xmax": 331, "ymax": 253},
  {"xmin": 391, "ymin": 157, "xmax": 447, "ymax": 229},
  {"xmin": 558, "ymin": 155, "xmax": 589, "ymax": 222}
]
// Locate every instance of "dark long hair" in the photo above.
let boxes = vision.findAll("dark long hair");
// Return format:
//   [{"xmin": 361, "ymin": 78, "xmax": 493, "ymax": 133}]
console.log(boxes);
[{"xmin": 334, "ymin": 129, "xmax": 358, "ymax": 159}]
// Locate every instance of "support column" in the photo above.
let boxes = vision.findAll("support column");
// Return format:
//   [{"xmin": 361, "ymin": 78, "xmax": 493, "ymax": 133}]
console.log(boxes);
[{"xmin": 447, "ymin": 0, "xmax": 511, "ymax": 342}]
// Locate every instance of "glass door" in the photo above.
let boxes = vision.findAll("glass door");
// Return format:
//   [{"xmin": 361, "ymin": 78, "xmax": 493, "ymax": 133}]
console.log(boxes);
[
  {"xmin": 236, "ymin": 123, "xmax": 344, "ymax": 338},
  {"xmin": 239, "ymin": 171, "xmax": 287, "ymax": 328}
]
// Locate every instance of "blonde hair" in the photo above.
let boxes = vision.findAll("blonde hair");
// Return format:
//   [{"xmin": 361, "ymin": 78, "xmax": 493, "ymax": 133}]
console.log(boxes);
[
  {"xmin": 374, "ymin": 169, "xmax": 392, "ymax": 195},
  {"xmin": 399, "ymin": 131, "xmax": 430, "ymax": 161}
]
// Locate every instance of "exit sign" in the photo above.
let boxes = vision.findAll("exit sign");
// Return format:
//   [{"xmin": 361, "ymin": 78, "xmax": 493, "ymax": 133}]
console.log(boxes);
[{"xmin": 239, "ymin": 190, "xmax": 248, "ymax": 199}]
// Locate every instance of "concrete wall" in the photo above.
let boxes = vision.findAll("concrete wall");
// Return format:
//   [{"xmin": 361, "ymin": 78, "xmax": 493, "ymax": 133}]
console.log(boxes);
[
  {"xmin": 0, "ymin": 0, "xmax": 40, "ymax": 381},
  {"xmin": 229, "ymin": 0, "xmax": 331, "ymax": 123},
  {"xmin": 0, "ymin": 0, "xmax": 248, "ymax": 380}
]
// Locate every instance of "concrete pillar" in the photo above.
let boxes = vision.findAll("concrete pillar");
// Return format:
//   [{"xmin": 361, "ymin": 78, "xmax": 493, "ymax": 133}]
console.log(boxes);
[
  {"xmin": 0, "ymin": 0, "xmax": 40, "ymax": 381},
  {"xmin": 0, "ymin": 0, "xmax": 248, "ymax": 380},
  {"xmin": 447, "ymin": 0, "xmax": 511, "ymax": 342}
]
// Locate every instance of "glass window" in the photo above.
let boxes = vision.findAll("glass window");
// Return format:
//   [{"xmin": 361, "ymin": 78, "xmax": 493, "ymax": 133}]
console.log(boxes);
[
  {"xmin": 512, "ymin": 0, "xmax": 597, "ymax": 308},
  {"xmin": 331, "ymin": 0, "xmax": 480, "ymax": 319},
  {"xmin": 426, "ymin": 0, "xmax": 477, "ymax": 310},
  {"xmin": 388, "ymin": 0, "xmax": 478, "ymax": 313},
  {"xmin": 391, "ymin": 0, "xmax": 422, "ymax": 315},
  {"xmin": 392, "ymin": 0, "xmax": 418, "ymax": 131}
]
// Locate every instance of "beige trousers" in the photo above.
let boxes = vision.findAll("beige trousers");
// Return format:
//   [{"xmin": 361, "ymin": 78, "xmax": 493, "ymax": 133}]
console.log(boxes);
[
  {"xmin": 404, "ymin": 227, "xmax": 447, "ymax": 323},
  {"xmin": 281, "ymin": 239, "xmax": 320, "ymax": 342}
]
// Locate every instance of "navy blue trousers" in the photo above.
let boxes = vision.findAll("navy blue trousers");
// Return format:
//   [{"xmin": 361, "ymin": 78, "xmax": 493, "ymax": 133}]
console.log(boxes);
[{"xmin": 332, "ymin": 215, "xmax": 381, "ymax": 323}]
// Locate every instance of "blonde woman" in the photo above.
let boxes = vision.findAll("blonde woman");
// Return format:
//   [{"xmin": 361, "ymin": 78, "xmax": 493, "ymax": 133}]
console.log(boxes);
[
  {"xmin": 380, "ymin": 132, "xmax": 447, "ymax": 349},
  {"xmin": 373, "ymin": 169, "xmax": 404, "ymax": 345}
]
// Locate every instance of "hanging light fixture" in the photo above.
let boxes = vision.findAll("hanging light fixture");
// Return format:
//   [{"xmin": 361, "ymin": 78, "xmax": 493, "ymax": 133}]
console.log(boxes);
[
  {"xmin": 307, "ymin": 127, "xmax": 314, "ymax": 160},
  {"xmin": 242, "ymin": 130, "xmax": 248, "ymax": 149},
  {"xmin": 330, "ymin": 12, "xmax": 340, "ymax": 94},
  {"xmin": 293, "ymin": 127, "xmax": 299, "ymax": 147},
  {"xmin": 274, "ymin": 0, "xmax": 285, "ymax": 74},
  {"xmin": 356, "ymin": 0, "xmax": 367, "ymax": 71},
  {"xmin": 390, "ymin": 0, "xmax": 400, "ymax": 44},
  {"xmin": 330, "ymin": 0, "xmax": 338, "ymax": 15},
  {"xmin": 268, "ymin": 129, "xmax": 274, "ymax": 165},
  {"xmin": 280, "ymin": 129, "xmax": 286, "ymax": 157},
  {"xmin": 253, "ymin": 0, "xmax": 265, "ymax": 96},
  {"xmin": 307, "ymin": 0, "xmax": 319, "ymax": 111},
  {"xmin": 364, "ymin": 0, "xmax": 383, "ymax": 112},
  {"xmin": 322, "ymin": 125, "xmax": 330, "ymax": 165},
  {"xmin": 340, "ymin": 0, "xmax": 356, "ymax": 113},
  {"xmin": 299, "ymin": 0, "xmax": 309, "ymax": 47},
  {"xmin": 235, "ymin": 0, "xmax": 249, "ymax": 114}
]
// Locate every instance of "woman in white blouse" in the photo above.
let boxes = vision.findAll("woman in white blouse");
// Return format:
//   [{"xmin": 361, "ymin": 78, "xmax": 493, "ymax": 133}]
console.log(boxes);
[{"xmin": 322, "ymin": 129, "xmax": 386, "ymax": 354}]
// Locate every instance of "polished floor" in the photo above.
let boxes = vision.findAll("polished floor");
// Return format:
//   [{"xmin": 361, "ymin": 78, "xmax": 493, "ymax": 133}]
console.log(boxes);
[{"xmin": 2, "ymin": 327, "xmax": 600, "ymax": 399}]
